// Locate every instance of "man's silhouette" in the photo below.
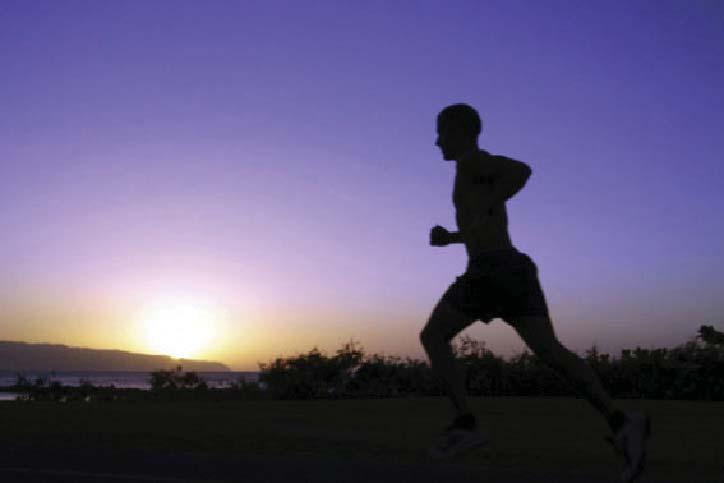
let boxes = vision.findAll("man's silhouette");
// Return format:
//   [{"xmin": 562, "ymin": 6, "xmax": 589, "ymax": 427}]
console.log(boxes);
[{"xmin": 421, "ymin": 103, "xmax": 650, "ymax": 482}]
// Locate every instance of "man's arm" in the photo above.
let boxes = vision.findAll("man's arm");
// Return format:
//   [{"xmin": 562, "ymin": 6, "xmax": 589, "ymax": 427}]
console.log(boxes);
[
  {"xmin": 447, "ymin": 231, "xmax": 465, "ymax": 244},
  {"xmin": 430, "ymin": 225, "xmax": 464, "ymax": 245},
  {"xmin": 469, "ymin": 155, "xmax": 532, "ymax": 213}
]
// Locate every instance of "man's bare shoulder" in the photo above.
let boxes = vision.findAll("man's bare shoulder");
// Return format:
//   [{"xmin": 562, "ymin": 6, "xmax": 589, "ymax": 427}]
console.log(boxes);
[
  {"xmin": 479, "ymin": 151, "xmax": 530, "ymax": 178},
  {"xmin": 459, "ymin": 151, "xmax": 517, "ymax": 178}
]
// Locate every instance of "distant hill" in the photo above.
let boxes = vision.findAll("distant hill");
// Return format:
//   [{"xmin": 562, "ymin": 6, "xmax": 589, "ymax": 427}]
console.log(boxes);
[{"xmin": 0, "ymin": 341, "xmax": 230, "ymax": 372}]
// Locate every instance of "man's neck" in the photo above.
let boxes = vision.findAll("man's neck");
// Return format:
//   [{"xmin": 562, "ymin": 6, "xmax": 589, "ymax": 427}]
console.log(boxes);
[{"xmin": 454, "ymin": 146, "xmax": 480, "ymax": 163}]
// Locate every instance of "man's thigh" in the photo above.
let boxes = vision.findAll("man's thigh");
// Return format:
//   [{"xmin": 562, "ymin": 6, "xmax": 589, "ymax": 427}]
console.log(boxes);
[
  {"xmin": 422, "ymin": 296, "xmax": 478, "ymax": 343},
  {"xmin": 497, "ymin": 253, "xmax": 550, "ymax": 323},
  {"xmin": 504, "ymin": 315, "xmax": 559, "ymax": 354}
]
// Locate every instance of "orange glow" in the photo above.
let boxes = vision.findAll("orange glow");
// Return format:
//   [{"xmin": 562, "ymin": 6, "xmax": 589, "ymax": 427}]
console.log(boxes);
[{"xmin": 139, "ymin": 298, "xmax": 219, "ymax": 359}]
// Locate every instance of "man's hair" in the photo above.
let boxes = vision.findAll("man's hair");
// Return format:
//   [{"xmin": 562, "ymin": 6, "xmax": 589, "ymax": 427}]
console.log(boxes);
[{"xmin": 437, "ymin": 103, "xmax": 482, "ymax": 138}]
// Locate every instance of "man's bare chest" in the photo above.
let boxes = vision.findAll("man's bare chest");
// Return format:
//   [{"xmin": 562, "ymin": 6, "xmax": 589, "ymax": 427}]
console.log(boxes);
[{"xmin": 453, "ymin": 171, "xmax": 496, "ymax": 206}]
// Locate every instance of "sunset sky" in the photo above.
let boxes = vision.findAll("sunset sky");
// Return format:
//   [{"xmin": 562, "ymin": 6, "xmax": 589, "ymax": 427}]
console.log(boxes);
[{"xmin": 2, "ymin": 1, "xmax": 723, "ymax": 370}]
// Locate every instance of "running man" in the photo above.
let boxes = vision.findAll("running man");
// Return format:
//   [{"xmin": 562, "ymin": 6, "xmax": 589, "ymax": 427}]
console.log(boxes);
[{"xmin": 420, "ymin": 103, "xmax": 651, "ymax": 482}]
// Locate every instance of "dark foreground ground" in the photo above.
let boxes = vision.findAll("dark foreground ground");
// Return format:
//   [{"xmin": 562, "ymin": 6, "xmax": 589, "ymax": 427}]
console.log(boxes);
[{"xmin": 0, "ymin": 397, "xmax": 721, "ymax": 482}]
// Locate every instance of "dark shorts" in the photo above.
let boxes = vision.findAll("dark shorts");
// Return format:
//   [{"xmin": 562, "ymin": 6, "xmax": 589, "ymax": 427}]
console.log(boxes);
[{"xmin": 441, "ymin": 248, "xmax": 550, "ymax": 323}]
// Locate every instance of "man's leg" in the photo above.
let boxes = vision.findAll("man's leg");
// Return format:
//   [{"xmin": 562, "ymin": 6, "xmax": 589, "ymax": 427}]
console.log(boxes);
[
  {"xmin": 421, "ymin": 298, "xmax": 489, "ymax": 458},
  {"xmin": 505, "ymin": 314, "xmax": 620, "ymax": 424},
  {"xmin": 507, "ymin": 315, "xmax": 651, "ymax": 482},
  {"xmin": 420, "ymin": 298, "xmax": 477, "ymax": 418}
]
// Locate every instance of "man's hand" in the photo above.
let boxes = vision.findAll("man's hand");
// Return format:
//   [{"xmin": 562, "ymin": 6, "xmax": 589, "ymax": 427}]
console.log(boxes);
[{"xmin": 430, "ymin": 225, "xmax": 451, "ymax": 247}]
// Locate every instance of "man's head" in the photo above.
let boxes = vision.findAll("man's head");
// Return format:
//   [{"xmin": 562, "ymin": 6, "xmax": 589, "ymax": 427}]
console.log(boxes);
[{"xmin": 435, "ymin": 103, "xmax": 482, "ymax": 161}]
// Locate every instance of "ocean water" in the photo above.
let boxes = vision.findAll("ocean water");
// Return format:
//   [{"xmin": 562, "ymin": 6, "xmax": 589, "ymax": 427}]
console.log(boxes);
[{"xmin": 0, "ymin": 370, "xmax": 260, "ymax": 390}]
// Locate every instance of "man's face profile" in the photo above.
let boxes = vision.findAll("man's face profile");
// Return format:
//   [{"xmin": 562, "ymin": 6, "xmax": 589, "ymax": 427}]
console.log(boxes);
[{"xmin": 435, "ymin": 119, "xmax": 463, "ymax": 161}]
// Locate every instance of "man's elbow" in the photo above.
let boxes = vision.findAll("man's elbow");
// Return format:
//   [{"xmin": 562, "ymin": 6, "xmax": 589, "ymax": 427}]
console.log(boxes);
[
  {"xmin": 510, "ymin": 162, "xmax": 531, "ymax": 189},
  {"xmin": 499, "ymin": 157, "xmax": 531, "ymax": 182},
  {"xmin": 502, "ymin": 163, "xmax": 531, "ymax": 200},
  {"xmin": 516, "ymin": 161, "xmax": 532, "ymax": 182}
]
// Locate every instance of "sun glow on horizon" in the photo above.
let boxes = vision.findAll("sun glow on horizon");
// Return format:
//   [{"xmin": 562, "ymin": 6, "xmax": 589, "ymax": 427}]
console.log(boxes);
[{"xmin": 140, "ymin": 299, "xmax": 218, "ymax": 360}]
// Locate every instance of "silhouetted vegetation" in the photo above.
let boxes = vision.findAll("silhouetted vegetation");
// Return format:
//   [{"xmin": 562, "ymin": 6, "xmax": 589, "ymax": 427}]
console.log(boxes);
[
  {"xmin": 150, "ymin": 365, "xmax": 208, "ymax": 391},
  {"xmin": 258, "ymin": 341, "xmax": 365, "ymax": 399},
  {"xmin": 3, "ymin": 326, "xmax": 721, "ymax": 403},
  {"xmin": 11, "ymin": 372, "xmax": 117, "ymax": 402},
  {"xmin": 144, "ymin": 365, "xmax": 264, "ymax": 401},
  {"xmin": 258, "ymin": 326, "xmax": 724, "ymax": 401},
  {"xmin": 7, "ymin": 366, "xmax": 263, "ymax": 402}
]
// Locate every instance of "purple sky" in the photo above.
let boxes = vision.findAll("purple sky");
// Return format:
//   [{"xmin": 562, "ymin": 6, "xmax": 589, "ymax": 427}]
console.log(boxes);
[{"xmin": 2, "ymin": 0, "xmax": 723, "ymax": 370}]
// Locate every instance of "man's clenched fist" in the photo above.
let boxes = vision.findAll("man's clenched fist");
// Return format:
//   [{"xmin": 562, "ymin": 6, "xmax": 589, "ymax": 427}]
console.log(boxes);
[{"xmin": 430, "ymin": 225, "xmax": 450, "ymax": 247}]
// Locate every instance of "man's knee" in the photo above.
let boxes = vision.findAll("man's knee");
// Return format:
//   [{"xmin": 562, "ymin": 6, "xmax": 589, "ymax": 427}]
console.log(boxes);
[
  {"xmin": 531, "ymin": 339, "xmax": 557, "ymax": 360},
  {"xmin": 532, "ymin": 337, "xmax": 569, "ymax": 365},
  {"xmin": 423, "ymin": 300, "xmax": 473, "ymax": 344},
  {"xmin": 420, "ymin": 324, "xmax": 441, "ymax": 351},
  {"xmin": 420, "ymin": 314, "xmax": 455, "ymax": 352}
]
